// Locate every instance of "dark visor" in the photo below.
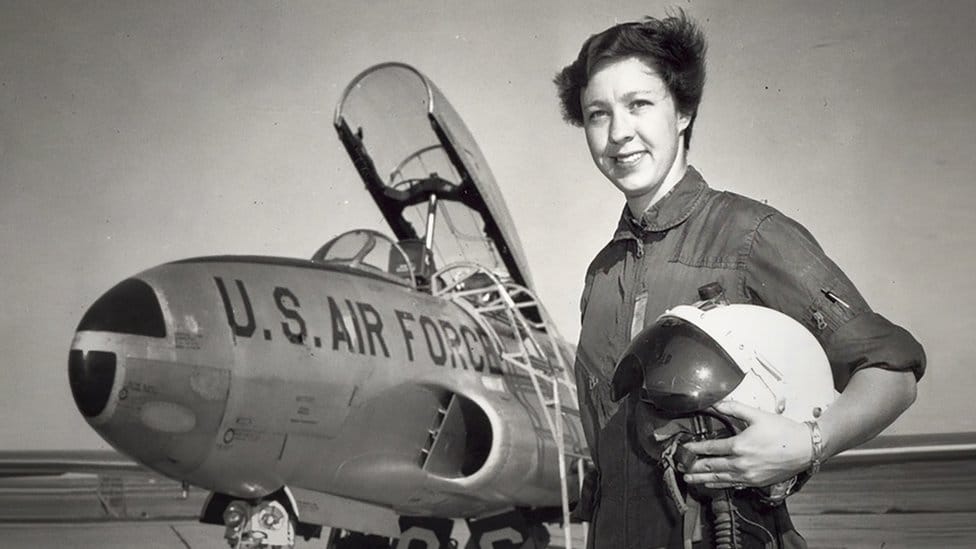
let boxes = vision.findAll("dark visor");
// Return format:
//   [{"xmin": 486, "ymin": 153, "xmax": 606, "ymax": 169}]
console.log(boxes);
[{"xmin": 620, "ymin": 316, "xmax": 744, "ymax": 416}]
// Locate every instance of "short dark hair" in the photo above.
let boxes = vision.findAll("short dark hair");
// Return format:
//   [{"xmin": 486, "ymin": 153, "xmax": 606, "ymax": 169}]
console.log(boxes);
[{"xmin": 554, "ymin": 10, "xmax": 707, "ymax": 149}]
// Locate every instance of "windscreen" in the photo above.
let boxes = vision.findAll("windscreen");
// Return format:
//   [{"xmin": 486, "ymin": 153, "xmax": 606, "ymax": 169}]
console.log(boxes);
[{"xmin": 312, "ymin": 229, "xmax": 415, "ymax": 286}]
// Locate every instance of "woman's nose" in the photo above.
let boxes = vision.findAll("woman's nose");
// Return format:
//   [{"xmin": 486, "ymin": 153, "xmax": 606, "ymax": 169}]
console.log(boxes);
[{"xmin": 608, "ymin": 113, "xmax": 635, "ymax": 144}]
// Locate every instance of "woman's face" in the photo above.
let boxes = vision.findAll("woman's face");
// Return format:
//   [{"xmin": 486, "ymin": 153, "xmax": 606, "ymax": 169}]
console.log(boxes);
[{"xmin": 581, "ymin": 56, "xmax": 690, "ymax": 213}]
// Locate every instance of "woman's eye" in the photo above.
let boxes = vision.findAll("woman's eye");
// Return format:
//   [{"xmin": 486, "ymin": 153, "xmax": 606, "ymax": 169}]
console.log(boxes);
[
  {"xmin": 631, "ymin": 100, "xmax": 652, "ymax": 110},
  {"xmin": 586, "ymin": 110, "xmax": 608, "ymax": 123}
]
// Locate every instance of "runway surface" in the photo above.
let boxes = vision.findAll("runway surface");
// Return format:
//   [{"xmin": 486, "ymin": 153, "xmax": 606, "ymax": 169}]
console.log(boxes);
[{"xmin": 2, "ymin": 455, "xmax": 974, "ymax": 548}]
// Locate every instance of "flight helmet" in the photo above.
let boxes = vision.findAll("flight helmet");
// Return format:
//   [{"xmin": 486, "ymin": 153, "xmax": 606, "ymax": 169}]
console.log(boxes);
[{"xmin": 612, "ymin": 283, "xmax": 837, "ymax": 423}]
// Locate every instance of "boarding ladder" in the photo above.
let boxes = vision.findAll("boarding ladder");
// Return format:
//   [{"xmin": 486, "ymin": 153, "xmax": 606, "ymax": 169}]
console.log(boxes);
[{"xmin": 433, "ymin": 263, "xmax": 588, "ymax": 549}]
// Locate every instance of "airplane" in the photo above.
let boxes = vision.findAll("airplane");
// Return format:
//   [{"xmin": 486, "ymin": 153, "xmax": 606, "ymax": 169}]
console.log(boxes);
[{"xmin": 62, "ymin": 62, "xmax": 589, "ymax": 549}]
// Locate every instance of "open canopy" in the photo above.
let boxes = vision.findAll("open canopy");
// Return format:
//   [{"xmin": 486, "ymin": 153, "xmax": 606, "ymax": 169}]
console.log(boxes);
[{"xmin": 333, "ymin": 63, "xmax": 534, "ymax": 291}]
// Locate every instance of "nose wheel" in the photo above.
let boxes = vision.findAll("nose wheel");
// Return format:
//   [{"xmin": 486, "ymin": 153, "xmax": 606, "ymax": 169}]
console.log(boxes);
[{"xmin": 222, "ymin": 499, "xmax": 296, "ymax": 548}]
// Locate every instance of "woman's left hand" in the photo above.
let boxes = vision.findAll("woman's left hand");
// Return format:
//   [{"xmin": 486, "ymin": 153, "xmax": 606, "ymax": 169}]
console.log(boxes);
[{"xmin": 681, "ymin": 400, "xmax": 813, "ymax": 489}]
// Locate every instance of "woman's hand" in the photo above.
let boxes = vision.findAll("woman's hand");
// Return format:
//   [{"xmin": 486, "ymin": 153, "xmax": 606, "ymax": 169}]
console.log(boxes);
[{"xmin": 680, "ymin": 400, "xmax": 812, "ymax": 489}]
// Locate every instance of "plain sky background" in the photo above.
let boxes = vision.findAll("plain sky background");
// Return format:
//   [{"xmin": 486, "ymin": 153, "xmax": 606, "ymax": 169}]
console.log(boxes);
[{"xmin": 2, "ymin": 1, "xmax": 974, "ymax": 450}]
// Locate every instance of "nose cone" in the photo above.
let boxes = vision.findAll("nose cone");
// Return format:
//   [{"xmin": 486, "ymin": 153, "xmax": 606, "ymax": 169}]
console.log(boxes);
[
  {"xmin": 70, "ymin": 274, "xmax": 229, "ymax": 482},
  {"xmin": 70, "ymin": 278, "xmax": 165, "ymax": 419},
  {"xmin": 68, "ymin": 349, "xmax": 116, "ymax": 417}
]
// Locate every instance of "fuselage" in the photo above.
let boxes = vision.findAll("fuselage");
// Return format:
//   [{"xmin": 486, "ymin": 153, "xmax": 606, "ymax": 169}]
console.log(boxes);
[{"xmin": 69, "ymin": 255, "xmax": 584, "ymax": 517}]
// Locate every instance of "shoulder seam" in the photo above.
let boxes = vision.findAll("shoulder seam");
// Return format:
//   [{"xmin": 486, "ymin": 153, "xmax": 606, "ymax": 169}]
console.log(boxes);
[{"xmin": 739, "ymin": 210, "xmax": 778, "ymax": 300}]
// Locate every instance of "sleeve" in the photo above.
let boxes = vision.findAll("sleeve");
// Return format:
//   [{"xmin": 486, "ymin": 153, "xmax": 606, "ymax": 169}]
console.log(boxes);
[
  {"xmin": 572, "ymin": 271, "xmax": 601, "ymax": 521},
  {"xmin": 743, "ymin": 212, "xmax": 926, "ymax": 391},
  {"xmin": 574, "ymin": 270, "xmax": 600, "ymax": 460}
]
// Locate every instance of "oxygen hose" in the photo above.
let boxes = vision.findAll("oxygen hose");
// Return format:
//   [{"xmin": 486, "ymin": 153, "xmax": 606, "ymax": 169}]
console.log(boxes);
[
  {"xmin": 710, "ymin": 490, "xmax": 741, "ymax": 549},
  {"xmin": 679, "ymin": 415, "xmax": 744, "ymax": 549}
]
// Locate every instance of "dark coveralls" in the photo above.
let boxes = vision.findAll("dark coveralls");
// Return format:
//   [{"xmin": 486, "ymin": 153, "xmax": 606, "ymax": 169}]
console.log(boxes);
[{"xmin": 573, "ymin": 167, "xmax": 926, "ymax": 548}]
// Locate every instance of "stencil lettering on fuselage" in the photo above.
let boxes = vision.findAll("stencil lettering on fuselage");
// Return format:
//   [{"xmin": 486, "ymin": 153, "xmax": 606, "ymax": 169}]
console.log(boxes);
[{"xmin": 213, "ymin": 277, "xmax": 502, "ymax": 374}]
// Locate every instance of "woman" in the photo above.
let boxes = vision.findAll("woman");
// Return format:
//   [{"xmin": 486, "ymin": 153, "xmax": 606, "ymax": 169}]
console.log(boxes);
[{"xmin": 556, "ymin": 11, "xmax": 925, "ymax": 548}]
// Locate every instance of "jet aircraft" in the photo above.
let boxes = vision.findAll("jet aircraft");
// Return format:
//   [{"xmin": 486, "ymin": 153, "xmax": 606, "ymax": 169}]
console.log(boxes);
[{"xmin": 63, "ymin": 63, "xmax": 588, "ymax": 549}]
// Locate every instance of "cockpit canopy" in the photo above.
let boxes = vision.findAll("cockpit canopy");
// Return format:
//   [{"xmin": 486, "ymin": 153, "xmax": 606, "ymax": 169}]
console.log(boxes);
[
  {"xmin": 334, "ymin": 63, "xmax": 534, "ymax": 292},
  {"xmin": 311, "ymin": 229, "xmax": 418, "ymax": 288}
]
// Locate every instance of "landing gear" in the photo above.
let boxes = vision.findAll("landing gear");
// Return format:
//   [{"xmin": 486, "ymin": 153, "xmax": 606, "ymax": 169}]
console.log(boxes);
[{"xmin": 222, "ymin": 499, "xmax": 296, "ymax": 548}]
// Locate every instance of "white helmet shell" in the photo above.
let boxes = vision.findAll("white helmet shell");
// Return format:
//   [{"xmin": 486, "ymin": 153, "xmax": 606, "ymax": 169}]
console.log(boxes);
[{"xmin": 661, "ymin": 303, "xmax": 837, "ymax": 422}]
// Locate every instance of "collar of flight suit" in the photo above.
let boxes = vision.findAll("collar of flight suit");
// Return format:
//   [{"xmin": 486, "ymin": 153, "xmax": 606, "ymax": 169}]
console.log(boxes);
[{"xmin": 612, "ymin": 165, "xmax": 709, "ymax": 242}]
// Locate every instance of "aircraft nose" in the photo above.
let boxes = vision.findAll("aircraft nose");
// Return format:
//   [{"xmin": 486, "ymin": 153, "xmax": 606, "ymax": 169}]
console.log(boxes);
[
  {"xmin": 69, "ymin": 278, "xmax": 165, "ymax": 419},
  {"xmin": 69, "ymin": 272, "xmax": 232, "ymax": 482},
  {"xmin": 68, "ymin": 349, "xmax": 116, "ymax": 417}
]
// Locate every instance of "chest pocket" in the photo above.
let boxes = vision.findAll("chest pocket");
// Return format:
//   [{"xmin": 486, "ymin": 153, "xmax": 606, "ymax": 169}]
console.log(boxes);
[
  {"xmin": 667, "ymin": 212, "xmax": 746, "ymax": 271},
  {"xmin": 642, "ymin": 212, "xmax": 753, "ymax": 316},
  {"xmin": 640, "ymin": 243, "xmax": 748, "ymax": 323}
]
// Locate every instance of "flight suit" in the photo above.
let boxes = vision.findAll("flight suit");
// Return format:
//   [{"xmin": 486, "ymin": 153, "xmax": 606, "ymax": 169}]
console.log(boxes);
[{"xmin": 574, "ymin": 166, "xmax": 926, "ymax": 548}]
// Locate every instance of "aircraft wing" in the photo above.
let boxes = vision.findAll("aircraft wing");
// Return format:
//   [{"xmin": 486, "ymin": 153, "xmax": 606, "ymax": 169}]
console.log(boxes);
[
  {"xmin": 0, "ymin": 450, "xmax": 204, "ymax": 524},
  {"xmin": 824, "ymin": 430, "xmax": 976, "ymax": 468},
  {"xmin": 0, "ymin": 449, "xmax": 145, "ymax": 477}
]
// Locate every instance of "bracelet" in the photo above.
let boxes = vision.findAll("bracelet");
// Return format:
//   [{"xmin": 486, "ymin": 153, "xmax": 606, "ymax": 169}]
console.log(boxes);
[{"xmin": 804, "ymin": 420, "xmax": 825, "ymax": 476}]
